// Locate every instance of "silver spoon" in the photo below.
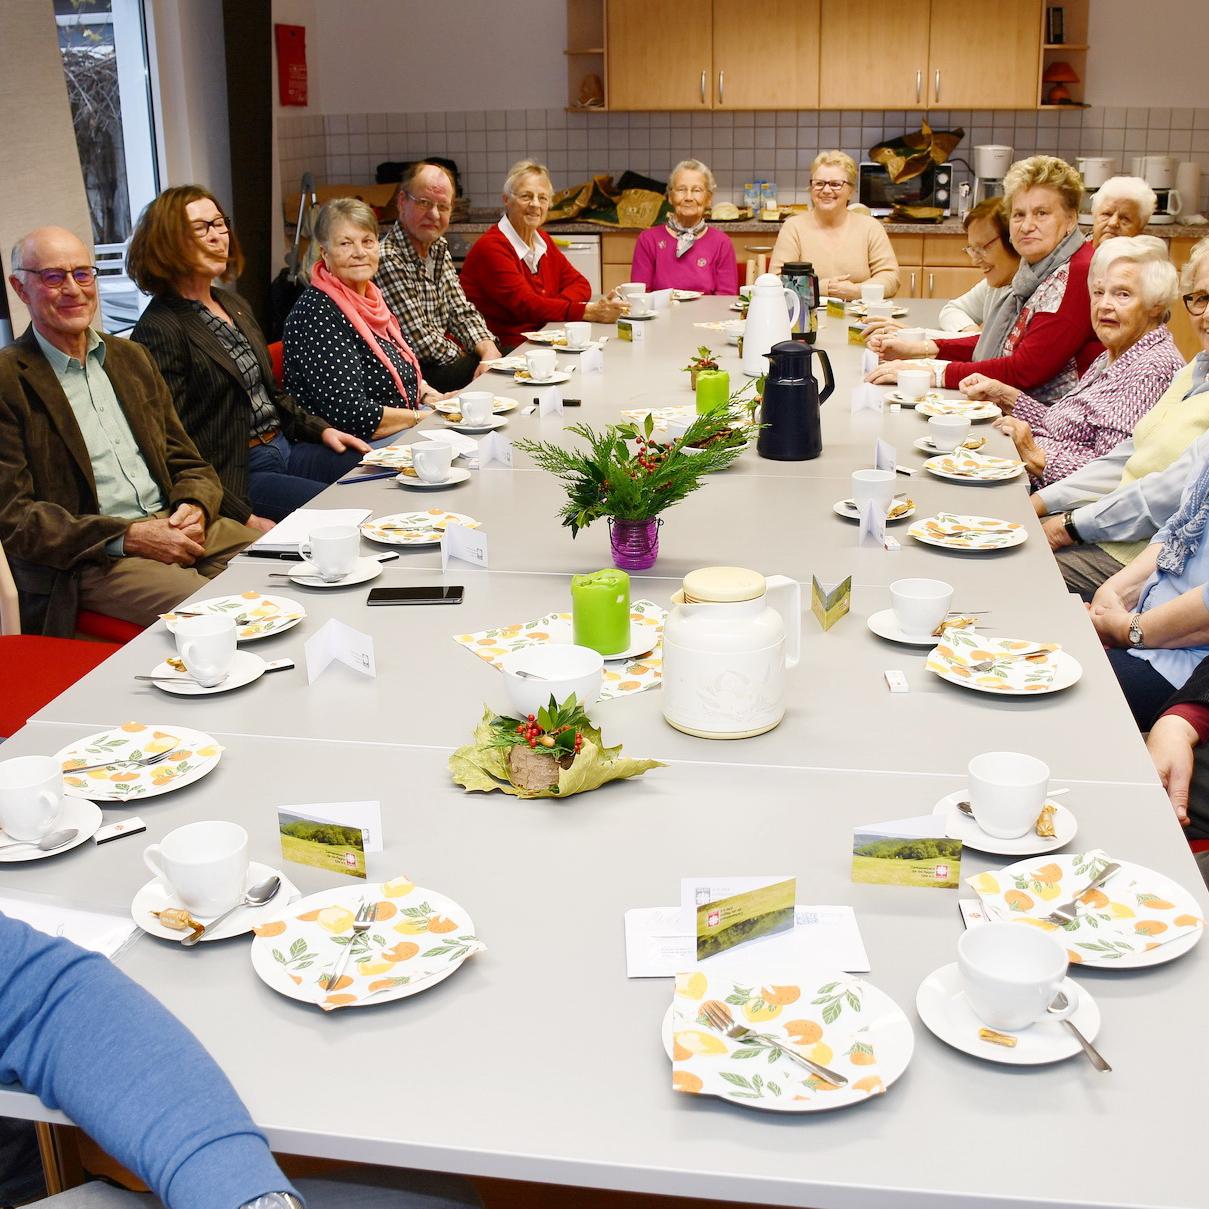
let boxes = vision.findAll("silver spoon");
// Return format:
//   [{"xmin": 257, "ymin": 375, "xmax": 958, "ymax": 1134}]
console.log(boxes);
[
  {"xmin": 0, "ymin": 828, "xmax": 80, "ymax": 854},
  {"xmin": 512, "ymin": 668, "xmax": 550, "ymax": 681},
  {"xmin": 180, "ymin": 875, "xmax": 282, "ymax": 946},
  {"xmin": 1048, "ymin": 991, "xmax": 1111, "ymax": 1071},
  {"xmin": 957, "ymin": 788, "xmax": 1069, "ymax": 817}
]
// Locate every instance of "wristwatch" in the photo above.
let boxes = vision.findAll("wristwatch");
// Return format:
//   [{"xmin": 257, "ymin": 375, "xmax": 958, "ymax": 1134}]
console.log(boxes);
[
  {"xmin": 1128, "ymin": 614, "xmax": 1145, "ymax": 648},
  {"xmin": 1062, "ymin": 511, "xmax": 1081, "ymax": 543},
  {"xmin": 240, "ymin": 1194, "xmax": 304, "ymax": 1209}
]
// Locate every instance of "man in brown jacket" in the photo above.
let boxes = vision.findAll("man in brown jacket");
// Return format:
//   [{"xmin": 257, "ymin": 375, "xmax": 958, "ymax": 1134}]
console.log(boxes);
[{"xmin": 1, "ymin": 227, "xmax": 256, "ymax": 634}]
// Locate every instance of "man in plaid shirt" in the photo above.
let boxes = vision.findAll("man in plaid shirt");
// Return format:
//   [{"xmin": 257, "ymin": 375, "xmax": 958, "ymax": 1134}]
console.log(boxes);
[{"xmin": 376, "ymin": 162, "xmax": 502, "ymax": 391}]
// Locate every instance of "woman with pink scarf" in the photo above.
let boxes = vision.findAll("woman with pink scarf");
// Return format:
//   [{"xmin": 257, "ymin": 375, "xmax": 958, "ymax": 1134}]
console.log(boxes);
[{"xmin": 285, "ymin": 198, "xmax": 444, "ymax": 443}]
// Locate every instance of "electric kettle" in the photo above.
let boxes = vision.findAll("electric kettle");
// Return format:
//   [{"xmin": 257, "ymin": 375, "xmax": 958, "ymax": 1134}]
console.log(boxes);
[{"xmin": 741, "ymin": 273, "xmax": 800, "ymax": 377}]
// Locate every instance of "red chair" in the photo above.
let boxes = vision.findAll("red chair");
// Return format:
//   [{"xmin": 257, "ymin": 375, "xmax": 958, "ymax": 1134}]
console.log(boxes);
[
  {"xmin": 77, "ymin": 609, "xmax": 143, "ymax": 644},
  {"xmin": 0, "ymin": 541, "xmax": 121, "ymax": 737},
  {"xmin": 268, "ymin": 340, "xmax": 285, "ymax": 389}
]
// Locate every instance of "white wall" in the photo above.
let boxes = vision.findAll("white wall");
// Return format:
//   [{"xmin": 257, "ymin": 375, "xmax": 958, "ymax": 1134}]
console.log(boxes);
[
  {"xmin": 1085, "ymin": 0, "xmax": 1208, "ymax": 106},
  {"xmin": 310, "ymin": 0, "xmax": 566, "ymax": 114}
]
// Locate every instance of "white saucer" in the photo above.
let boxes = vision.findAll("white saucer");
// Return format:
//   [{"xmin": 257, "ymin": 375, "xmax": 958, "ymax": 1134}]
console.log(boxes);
[
  {"xmin": 866, "ymin": 608, "xmax": 942, "ymax": 646},
  {"xmin": 547, "ymin": 618, "xmax": 659, "ymax": 661},
  {"xmin": 444, "ymin": 416, "xmax": 508, "ymax": 434},
  {"xmin": 395, "ymin": 467, "xmax": 472, "ymax": 490},
  {"xmin": 833, "ymin": 499, "xmax": 916, "ymax": 522},
  {"xmin": 287, "ymin": 557, "xmax": 383, "ymax": 588},
  {"xmin": 0, "ymin": 797, "xmax": 103, "ymax": 862},
  {"xmin": 672, "ymin": 289, "xmax": 703, "ymax": 301},
  {"xmin": 914, "ymin": 436, "xmax": 983, "ymax": 455},
  {"xmin": 885, "ymin": 390, "xmax": 943, "ymax": 407},
  {"xmin": 436, "ymin": 396, "xmax": 517, "ymax": 416},
  {"xmin": 133, "ymin": 861, "xmax": 300, "ymax": 942},
  {"xmin": 514, "ymin": 370, "xmax": 573, "ymax": 385},
  {"xmin": 916, "ymin": 963, "xmax": 1100, "ymax": 1065},
  {"xmin": 933, "ymin": 790, "xmax": 1077, "ymax": 855},
  {"xmin": 147, "ymin": 650, "xmax": 266, "ymax": 696}
]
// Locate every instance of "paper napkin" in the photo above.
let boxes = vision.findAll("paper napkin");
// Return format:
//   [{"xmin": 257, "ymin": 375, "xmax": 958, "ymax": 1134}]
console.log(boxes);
[{"xmin": 927, "ymin": 631, "xmax": 1060, "ymax": 692}]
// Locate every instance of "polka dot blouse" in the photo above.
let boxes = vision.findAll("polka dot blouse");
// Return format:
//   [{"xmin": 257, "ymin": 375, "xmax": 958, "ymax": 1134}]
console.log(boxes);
[{"xmin": 283, "ymin": 287, "xmax": 420, "ymax": 440}]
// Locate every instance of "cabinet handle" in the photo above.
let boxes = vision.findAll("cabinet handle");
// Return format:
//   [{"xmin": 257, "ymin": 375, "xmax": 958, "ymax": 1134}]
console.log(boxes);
[
  {"xmin": 700, "ymin": 70, "xmax": 706, "ymax": 104},
  {"xmin": 718, "ymin": 70, "xmax": 724, "ymax": 105},
  {"xmin": 934, "ymin": 70, "xmax": 941, "ymax": 102},
  {"xmin": 915, "ymin": 70, "xmax": 922, "ymax": 103},
  {"xmin": 928, "ymin": 272, "xmax": 935, "ymax": 297},
  {"xmin": 910, "ymin": 271, "xmax": 917, "ymax": 295}
]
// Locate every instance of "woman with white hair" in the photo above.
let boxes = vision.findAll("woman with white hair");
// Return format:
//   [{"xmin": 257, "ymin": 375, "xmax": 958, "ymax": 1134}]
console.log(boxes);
[
  {"xmin": 629, "ymin": 160, "xmax": 737, "ymax": 295},
  {"xmin": 1091, "ymin": 176, "xmax": 1157, "ymax": 247},
  {"xmin": 460, "ymin": 159, "xmax": 624, "ymax": 350},
  {"xmin": 962, "ymin": 235, "xmax": 1183, "ymax": 488}
]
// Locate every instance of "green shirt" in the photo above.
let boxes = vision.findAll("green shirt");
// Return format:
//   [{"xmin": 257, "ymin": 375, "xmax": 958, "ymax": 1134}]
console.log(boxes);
[{"xmin": 34, "ymin": 328, "xmax": 165, "ymax": 554}]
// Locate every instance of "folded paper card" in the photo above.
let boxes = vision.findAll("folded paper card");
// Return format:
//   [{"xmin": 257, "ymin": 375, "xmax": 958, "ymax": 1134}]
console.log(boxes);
[
  {"xmin": 477, "ymin": 432, "xmax": 512, "ymax": 468},
  {"xmin": 858, "ymin": 499, "xmax": 886, "ymax": 549},
  {"xmin": 538, "ymin": 385, "xmax": 563, "ymax": 417},
  {"xmin": 441, "ymin": 522, "xmax": 489, "ymax": 570},
  {"xmin": 277, "ymin": 803, "xmax": 376, "ymax": 879},
  {"xmin": 850, "ymin": 382, "xmax": 884, "ymax": 416},
  {"xmin": 852, "ymin": 815, "xmax": 961, "ymax": 889},
  {"xmin": 304, "ymin": 619, "xmax": 376, "ymax": 684},
  {"xmin": 812, "ymin": 575, "xmax": 852, "ymax": 631},
  {"xmin": 875, "ymin": 438, "xmax": 896, "ymax": 474},
  {"xmin": 579, "ymin": 344, "xmax": 604, "ymax": 374},
  {"xmin": 696, "ymin": 876, "xmax": 796, "ymax": 960}
]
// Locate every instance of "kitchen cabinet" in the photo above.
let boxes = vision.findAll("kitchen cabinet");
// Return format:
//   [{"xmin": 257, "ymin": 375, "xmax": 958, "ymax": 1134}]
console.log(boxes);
[
  {"xmin": 606, "ymin": 0, "xmax": 819, "ymax": 110},
  {"xmin": 890, "ymin": 234, "xmax": 982, "ymax": 300},
  {"xmin": 819, "ymin": 0, "xmax": 1041, "ymax": 110}
]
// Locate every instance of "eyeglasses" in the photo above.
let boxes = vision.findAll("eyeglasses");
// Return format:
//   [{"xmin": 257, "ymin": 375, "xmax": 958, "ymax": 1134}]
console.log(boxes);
[
  {"xmin": 511, "ymin": 192, "xmax": 552, "ymax": 206},
  {"xmin": 811, "ymin": 179, "xmax": 850, "ymax": 193},
  {"xmin": 190, "ymin": 215, "xmax": 229, "ymax": 236},
  {"xmin": 404, "ymin": 191, "xmax": 453, "ymax": 216},
  {"xmin": 670, "ymin": 186, "xmax": 708, "ymax": 197},
  {"xmin": 16, "ymin": 265, "xmax": 98, "ymax": 288},
  {"xmin": 964, "ymin": 234, "xmax": 1002, "ymax": 260},
  {"xmin": 1184, "ymin": 291, "xmax": 1209, "ymax": 317}
]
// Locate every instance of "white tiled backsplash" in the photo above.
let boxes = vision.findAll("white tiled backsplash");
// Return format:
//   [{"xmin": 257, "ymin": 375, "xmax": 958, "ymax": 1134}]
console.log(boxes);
[{"xmin": 280, "ymin": 106, "xmax": 1209, "ymax": 216}]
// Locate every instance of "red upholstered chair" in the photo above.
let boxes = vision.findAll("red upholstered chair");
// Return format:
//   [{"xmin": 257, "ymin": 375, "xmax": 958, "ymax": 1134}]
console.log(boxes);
[
  {"xmin": 77, "ymin": 609, "xmax": 143, "ymax": 644},
  {"xmin": 268, "ymin": 340, "xmax": 285, "ymax": 389},
  {"xmin": 0, "ymin": 541, "xmax": 121, "ymax": 738}
]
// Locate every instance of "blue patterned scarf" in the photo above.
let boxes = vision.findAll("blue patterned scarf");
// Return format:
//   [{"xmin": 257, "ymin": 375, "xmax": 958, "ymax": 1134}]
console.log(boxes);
[{"xmin": 1158, "ymin": 448, "xmax": 1209, "ymax": 574}]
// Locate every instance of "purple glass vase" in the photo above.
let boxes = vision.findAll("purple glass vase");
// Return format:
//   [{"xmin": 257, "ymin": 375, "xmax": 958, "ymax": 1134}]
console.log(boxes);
[{"xmin": 608, "ymin": 517, "xmax": 661, "ymax": 571}]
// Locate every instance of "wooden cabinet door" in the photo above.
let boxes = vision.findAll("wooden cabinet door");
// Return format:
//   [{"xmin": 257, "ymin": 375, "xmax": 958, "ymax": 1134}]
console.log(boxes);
[
  {"xmin": 924, "ymin": 266, "xmax": 985, "ymax": 299},
  {"xmin": 898, "ymin": 266, "xmax": 924, "ymax": 299},
  {"xmin": 927, "ymin": 0, "xmax": 1041, "ymax": 109},
  {"xmin": 819, "ymin": 0, "xmax": 930, "ymax": 109},
  {"xmin": 712, "ymin": 0, "xmax": 819, "ymax": 110},
  {"xmin": 608, "ymin": 0, "xmax": 712, "ymax": 110}
]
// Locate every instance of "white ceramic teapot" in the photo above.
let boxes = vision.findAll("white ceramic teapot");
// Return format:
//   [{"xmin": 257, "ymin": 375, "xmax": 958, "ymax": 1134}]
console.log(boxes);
[
  {"xmin": 741, "ymin": 273, "xmax": 801, "ymax": 377},
  {"xmin": 661, "ymin": 566, "xmax": 801, "ymax": 739}
]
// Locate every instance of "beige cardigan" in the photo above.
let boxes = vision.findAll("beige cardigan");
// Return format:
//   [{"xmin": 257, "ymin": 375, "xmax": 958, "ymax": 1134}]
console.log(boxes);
[{"xmin": 769, "ymin": 211, "xmax": 901, "ymax": 297}]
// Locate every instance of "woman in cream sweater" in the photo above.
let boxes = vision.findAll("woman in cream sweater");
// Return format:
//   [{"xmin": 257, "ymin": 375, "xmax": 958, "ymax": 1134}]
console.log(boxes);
[{"xmin": 769, "ymin": 151, "xmax": 900, "ymax": 299}]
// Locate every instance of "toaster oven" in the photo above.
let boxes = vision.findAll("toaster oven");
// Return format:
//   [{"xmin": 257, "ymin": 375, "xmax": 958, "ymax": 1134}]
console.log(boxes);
[{"xmin": 858, "ymin": 161, "xmax": 954, "ymax": 217}]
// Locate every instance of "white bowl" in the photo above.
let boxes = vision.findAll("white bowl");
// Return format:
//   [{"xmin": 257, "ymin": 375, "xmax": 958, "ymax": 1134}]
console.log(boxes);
[{"xmin": 501, "ymin": 644, "xmax": 603, "ymax": 717}]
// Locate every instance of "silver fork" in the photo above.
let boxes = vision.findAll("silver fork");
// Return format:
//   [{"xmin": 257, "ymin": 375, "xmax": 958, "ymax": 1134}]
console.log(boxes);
[
  {"xmin": 163, "ymin": 611, "xmax": 253, "ymax": 625},
  {"xmin": 1044, "ymin": 863, "xmax": 1122, "ymax": 926},
  {"xmin": 699, "ymin": 999, "xmax": 849, "ymax": 1087},
  {"xmin": 318, "ymin": 898, "xmax": 376, "ymax": 994},
  {"xmin": 64, "ymin": 748, "xmax": 180, "ymax": 775},
  {"xmin": 966, "ymin": 648, "xmax": 1052, "ymax": 674}
]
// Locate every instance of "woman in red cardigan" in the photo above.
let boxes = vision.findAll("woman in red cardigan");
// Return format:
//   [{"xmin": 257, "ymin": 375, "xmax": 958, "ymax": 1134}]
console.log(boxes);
[{"xmin": 460, "ymin": 160, "xmax": 625, "ymax": 351}]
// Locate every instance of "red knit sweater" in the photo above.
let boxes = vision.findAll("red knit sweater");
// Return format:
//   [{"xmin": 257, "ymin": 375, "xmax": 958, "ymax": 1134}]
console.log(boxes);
[
  {"xmin": 936, "ymin": 239, "xmax": 1103, "ymax": 394},
  {"xmin": 460, "ymin": 226, "xmax": 592, "ymax": 351}
]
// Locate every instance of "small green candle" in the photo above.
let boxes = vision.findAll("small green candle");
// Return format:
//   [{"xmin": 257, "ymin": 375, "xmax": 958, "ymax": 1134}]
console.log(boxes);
[
  {"xmin": 695, "ymin": 369, "xmax": 730, "ymax": 416},
  {"xmin": 571, "ymin": 569, "xmax": 630, "ymax": 655}
]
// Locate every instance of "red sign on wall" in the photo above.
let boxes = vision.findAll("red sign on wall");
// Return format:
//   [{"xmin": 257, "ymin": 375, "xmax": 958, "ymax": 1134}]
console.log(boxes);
[{"xmin": 274, "ymin": 23, "xmax": 308, "ymax": 107}]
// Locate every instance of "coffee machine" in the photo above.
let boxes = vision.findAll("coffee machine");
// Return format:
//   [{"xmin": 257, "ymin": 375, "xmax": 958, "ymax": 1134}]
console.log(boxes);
[
  {"xmin": 1143, "ymin": 156, "xmax": 1182, "ymax": 224},
  {"xmin": 972, "ymin": 145, "xmax": 1014, "ymax": 207},
  {"xmin": 1077, "ymin": 157, "xmax": 1118, "ymax": 225}
]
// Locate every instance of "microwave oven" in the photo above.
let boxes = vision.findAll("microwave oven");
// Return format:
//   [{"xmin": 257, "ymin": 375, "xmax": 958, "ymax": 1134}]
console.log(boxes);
[{"xmin": 858, "ymin": 161, "xmax": 954, "ymax": 217}]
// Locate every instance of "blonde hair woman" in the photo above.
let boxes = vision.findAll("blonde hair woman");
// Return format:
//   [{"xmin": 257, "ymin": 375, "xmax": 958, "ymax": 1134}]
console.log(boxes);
[{"xmin": 769, "ymin": 151, "xmax": 899, "ymax": 299}]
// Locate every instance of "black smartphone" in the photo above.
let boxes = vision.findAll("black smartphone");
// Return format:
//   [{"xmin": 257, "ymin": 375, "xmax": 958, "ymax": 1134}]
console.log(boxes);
[{"xmin": 366, "ymin": 585, "xmax": 464, "ymax": 606}]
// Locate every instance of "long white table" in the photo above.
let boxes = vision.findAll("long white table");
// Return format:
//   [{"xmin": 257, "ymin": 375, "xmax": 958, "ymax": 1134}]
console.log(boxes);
[{"xmin": 5, "ymin": 296, "xmax": 1208, "ymax": 1209}]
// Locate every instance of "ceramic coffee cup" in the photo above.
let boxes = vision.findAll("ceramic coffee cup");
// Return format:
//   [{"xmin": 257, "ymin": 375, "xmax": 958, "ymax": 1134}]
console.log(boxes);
[
  {"xmin": 958, "ymin": 922, "xmax": 1079, "ymax": 1032},
  {"xmin": 851, "ymin": 468, "xmax": 896, "ymax": 516},
  {"xmin": 525, "ymin": 349, "xmax": 557, "ymax": 381},
  {"xmin": 928, "ymin": 414, "xmax": 972, "ymax": 451},
  {"xmin": 412, "ymin": 442, "xmax": 454, "ymax": 483},
  {"xmin": 629, "ymin": 293, "xmax": 652, "ymax": 316},
  {"xmin": 0, "ymin": 755, "xmax": 63, "ymax": 842},
  {"xmin": 615, "ymin": 282, "xmax": 644, "ymax": 299},
  {"xmin": 298, "ymin": 524, "xmax": 359, "ymax": 583},
  {"xmin": 144, "ymin": 820, "xmax": 249, "ymax": 917},
  {"xmin": 860, "ymin": 283, "xmax": 886, "ymax": 304},
  {"xmin": 889, "ymin": 578, "xmax": 953, "ymax": 638},
  {"xmin": 897, "ymin": 368, "xmax": 933, "ymax": 401},
  {"xmin": 565, "ymin": 321, "xmax": 591, "ymax": 349},
  {"xmin": 458, "ymin": 392, "xmax": 494, "ymax": 426},
  {"xmin": 174, "ymin": 614, "xmax": 237, "ymax": 688},
  {"xmin": 967, "ymin": 751, "xmax": 1050, "ymax": 839}
]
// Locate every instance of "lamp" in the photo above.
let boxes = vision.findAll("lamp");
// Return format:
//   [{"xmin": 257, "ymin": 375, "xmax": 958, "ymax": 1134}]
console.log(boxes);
[{"xmin": 1042, "ymin": 61, "xmax": 1080, "ymax": 105}]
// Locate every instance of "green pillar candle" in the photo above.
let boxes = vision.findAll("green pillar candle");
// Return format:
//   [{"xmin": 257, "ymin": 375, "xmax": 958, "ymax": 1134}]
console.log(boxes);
[
  {"xmin": 571, "ymin": 569, "xmax": 631, "ymax": 655},
  {"xmin": 695, "ymin": 369, "xmax": 730, "ymax": 416}
]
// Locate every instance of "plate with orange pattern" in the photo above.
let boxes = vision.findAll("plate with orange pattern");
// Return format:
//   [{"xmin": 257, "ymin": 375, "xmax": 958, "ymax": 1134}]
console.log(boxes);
[{"xmin": 55, "ymin": 724, "xmax": 224, "ymax": 801}]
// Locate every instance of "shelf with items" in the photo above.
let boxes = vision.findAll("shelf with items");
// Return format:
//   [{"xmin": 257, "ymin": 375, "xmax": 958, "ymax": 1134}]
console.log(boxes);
[
  {"xmin": 1038, "ymin": 0, "xmax": 1088, "ymax": 107},
  {"xmin": 566, "ymin": 0, "xmax": 607, "ymax": 110}
]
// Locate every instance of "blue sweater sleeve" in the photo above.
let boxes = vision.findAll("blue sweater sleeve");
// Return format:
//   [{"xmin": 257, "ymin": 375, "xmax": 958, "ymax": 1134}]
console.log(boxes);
[{"xmin": 0, "ymin": 913, "xmax": 298, "ymax": 1209}]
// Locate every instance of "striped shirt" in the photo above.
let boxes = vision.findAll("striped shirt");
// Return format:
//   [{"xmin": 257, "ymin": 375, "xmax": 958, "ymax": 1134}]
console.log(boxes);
[{"xmin": 188, "ymin": 301, "xmax": 279, "ymax": 437}]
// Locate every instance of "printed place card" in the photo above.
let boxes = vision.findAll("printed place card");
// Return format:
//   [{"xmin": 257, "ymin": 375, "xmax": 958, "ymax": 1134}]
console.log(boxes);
[
  {"xmin": 578, "ymin": 344, "xmax": 604, "ymax": 375},
  {"xmin": 850, "ymin": 382, "xmax": 884, "ymax": 416},
  {"xmin": 852, "ymin": 815, "xmax": 962, "ymax": 890},
  {"xmin": 304, "ymin": 619, "xmax": 376, "ymax": 684},
  {"xmin": 277, "ymin": 801, "xmax": 382, "ymax": 880},
  {"xmin": 538, "ymin": 385, "xmax": 563, "ymax": 417},
  {"xmin": 861, "ymin": 347, "xmax": 879, "ymax": 375},
  {"xmin": 441, "ymin": 522, "xmax": 489, "ymax": 570},
  {"xmin": 875, "ymin": 438, "xmax": 896, "ymax": 474},
  {"xmin": 858, "ymin": 498, "xmax": 886, "ymax": 549},
  {"xmin": 477, "ymin": 432, "xmax": 512, "ymax": 468},
  {"xmin": 811, "ymin": 574, "xmax": 852, "ymax": 631},
  {"xmin": 694, "ymin": 876, "xmax": 796, "ymax": 961}
]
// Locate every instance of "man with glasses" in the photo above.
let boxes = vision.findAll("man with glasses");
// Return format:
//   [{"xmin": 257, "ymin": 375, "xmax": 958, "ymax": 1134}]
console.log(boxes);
[
  {"xmin": 0, "ymin": 226, "xmax": 254, "ymax": 635},
  {"xmin": 376, "ymin": 162, "xmax": 502, "ymax": 391}
]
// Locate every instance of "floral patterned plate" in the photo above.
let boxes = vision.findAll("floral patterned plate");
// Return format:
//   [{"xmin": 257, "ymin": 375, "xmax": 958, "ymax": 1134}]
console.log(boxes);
[
  {"xmin": 848, "ymin": 302, "xmax": 909, "ymax": 319},
  {"xmin": 360, "ymin": 445, "xmax": 414, "ymax": 469},
  {"xmin": 435, "ymin": 396, "xmax": 517, "ymax": 416},
  {"xmin": 663, "ymin": 968, "xmax": 913, "ymax": 1112},
  {"xmin": 360, "ymin": 511, "xmax": 479, "ymax": 546},
  {"xmin": 968, "ymin": 850, "xmax": 1204, "ymax": 968},
  {"xmin": 56, "ymin": 724, "xmax": 224, "ymax": 801},
  {"xmin": 482, "ymin": 355, "xmax": 528, "ymax": 374},
  {"xmin": 249, "ymin": 878, "xmax": 485, "ymax": 1011},
  {"xmin": 908, "ymin": 513, "xmax": 1027, "ymax": 551},
  {"xmin": 924, "ymin": 451, "xmax": 1024, "ymax": 482},
  {"xmin": 916, "ymin": 399, "xmax": 1002, "ymax": 422},
  {"xmin": 161, "ymin": 592, "xmax": 306, "ymax": 641},
  {"xmin": 927, "ymin": 630, "xmax": 1081, "ymax": 695}
]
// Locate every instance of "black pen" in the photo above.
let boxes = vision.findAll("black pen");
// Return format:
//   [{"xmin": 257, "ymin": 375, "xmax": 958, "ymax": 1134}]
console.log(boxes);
[{"xmin": 241, "ymin": 549, "xmax": 304, "ymax": 561}]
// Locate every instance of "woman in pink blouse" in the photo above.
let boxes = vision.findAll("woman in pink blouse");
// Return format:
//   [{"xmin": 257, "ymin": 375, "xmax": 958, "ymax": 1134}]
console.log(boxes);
[
  {"xmin": 962, "ymin": 236, "xmax": 1184, "ymax": 489},
  {"xmin": 630, "ymin": 160, "xmax": 738, "ymax": 296}
]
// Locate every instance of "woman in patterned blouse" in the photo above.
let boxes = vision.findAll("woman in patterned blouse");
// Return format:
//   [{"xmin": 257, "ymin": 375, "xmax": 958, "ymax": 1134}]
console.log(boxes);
[
  {"xmin": 960, "ymin": 236, "xmax": 1184, "ymax": 489},
  {"xmin": 284, "ymin": 198, "xmax": 446, "ymax": 442}
]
